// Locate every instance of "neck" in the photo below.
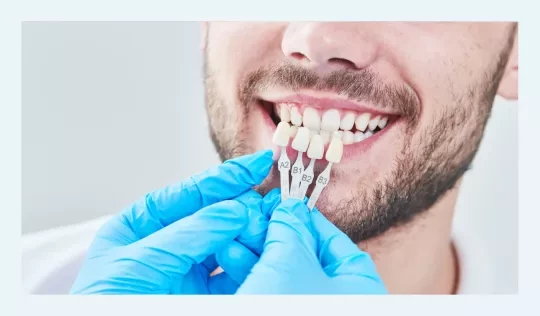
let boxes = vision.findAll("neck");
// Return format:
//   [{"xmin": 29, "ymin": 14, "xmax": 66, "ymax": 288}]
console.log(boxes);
[{"xmin": 358, "ymin": 180, "xmax": 462, "ymax": 294}]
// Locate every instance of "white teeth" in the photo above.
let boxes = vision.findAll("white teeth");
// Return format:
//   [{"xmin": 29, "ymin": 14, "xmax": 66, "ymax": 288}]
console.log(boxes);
[
  {"xmin": 378, "ymin": 116, "xmax": 388, "ymax": 129},
  {"xmin": 289, "ymin": 125, "xmax": 298, "ymax": 138},
  {"xmin": 326, "ymin": 136, "xmax": 343, "ymax": 163},
  {"xmin": 332, "ymin": 130, "xmax": 343, "ymax": 140},
  {"xmin": 340, "ymin": 112, "xmax": 355, "ymax": 131},
  {"xmin": 290, "ymin": 106, "xmax": 302, "ymax": 126},
  {"xmin": 354, "ymin": 131, "xmax": 365, "ymax": 143},
  {"xmin": 368, "ymin": 116, "xmax": 380, "ymax": 131},
  {"xmin": 291, "ymin": 127, "xmax": 311, "ymax": 152},
  {"xmin": 272, "ymin": 122, "xmax": 291, "ymax": 147},
  {"xmin": 355, "ymin": 113, "xmax": 370, "ymax": 132},
  {"xmin": 279, "ymin": 105, "xmax": 291, "ymax": 123},
  {"xmin": 279, "ymin": 105, "xmax": 388, "ymax": 148},
  {"xmin": 342, "ymin": 131, "xmax": 355, "ymax": 145},
  {"xmin": 303, "ymin": 107, "xmax": 321, "ymax": 131},
  {"xmin": 320, "ymin": 131, "xmax": 331, "ymax": 144},
  {"xmin": 307, "ymin": 134, "xmax": 324, "ymax": 159},
  {"xmin": 321, "ymin": 109, "xmax": 341, "ymax": 132}
]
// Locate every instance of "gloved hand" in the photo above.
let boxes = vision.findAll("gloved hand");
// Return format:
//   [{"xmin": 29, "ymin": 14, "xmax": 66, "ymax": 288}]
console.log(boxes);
[
  {"xmin": 217, "ymin": 190, "xmax": 388, "ymax": 294},
  {"xmin": 70, "ymin": 149, "xmax": 274, "ymax": 294}
]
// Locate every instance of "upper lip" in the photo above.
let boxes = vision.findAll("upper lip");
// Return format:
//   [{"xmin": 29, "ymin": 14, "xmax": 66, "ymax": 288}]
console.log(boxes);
[{"xmin": 258, "ymin": 90, "xmax": 401, "ymax": 117}]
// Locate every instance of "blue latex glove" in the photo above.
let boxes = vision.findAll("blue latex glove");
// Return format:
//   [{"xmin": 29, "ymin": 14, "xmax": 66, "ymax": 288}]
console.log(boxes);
[
  {"xmin": 218, "ymin": 190, "xmax": 388, "ymax": 294},
  {"xmin": 70, "ymin": 149, "xmax": 274, "ymax": 294}
]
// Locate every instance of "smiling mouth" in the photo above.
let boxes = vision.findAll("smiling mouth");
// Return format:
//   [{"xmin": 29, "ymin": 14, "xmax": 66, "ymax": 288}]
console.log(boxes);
[{"xmin": 259, "ymin": 97, "xmax": 400, "ymax": 146}]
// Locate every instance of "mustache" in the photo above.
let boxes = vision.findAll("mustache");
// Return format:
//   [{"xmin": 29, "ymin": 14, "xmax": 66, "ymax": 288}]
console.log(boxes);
[{"xmin": 239, "ymin": 62, "xmax": 421, "ymax": 126}]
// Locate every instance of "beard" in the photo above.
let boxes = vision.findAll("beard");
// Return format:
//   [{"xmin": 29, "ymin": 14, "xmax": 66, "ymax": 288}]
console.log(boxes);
[{"xmin": 202, "ymin": 35, "xmax": 514, "ymax": 244}]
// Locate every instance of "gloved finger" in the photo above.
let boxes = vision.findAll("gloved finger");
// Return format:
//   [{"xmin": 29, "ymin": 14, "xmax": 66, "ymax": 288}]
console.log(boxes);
[
  {"xmin": 201, "ymin": 255, "xmax": 219, "ymax": 274},
  {"xmin": 260, "ymin": 188, "xmax": 281, "ymax": 219},
  {"xmin": 235, "ymin": 200, "xmax": 321, "ymax": 294},
  {"xmin": 208, "ymin": 272, "xmax": 240, "ymax": 295},
  {"xmin": 126, "ymin": 199, "xmax": 248, "ymax": 280},
  {"xmin": 262, "ymin": 199, "xmax": 318, "ymax": 265},
  {"xmin": 216, "ymin": 241, "xmax": 259, "ymax": 285},
  {"xmin": 99, "ymin": 149, "xmax": 274, "ymax": 246},
  {"xmin": 234, "ymin": 190, "xmax": 267, "ymax": 255},
  {"xmin": 310, "ymin": 208, "xmax": 380, "ymax": 278}
]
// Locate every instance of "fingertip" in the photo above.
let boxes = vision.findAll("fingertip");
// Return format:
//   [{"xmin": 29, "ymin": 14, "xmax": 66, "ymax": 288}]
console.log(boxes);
[
  {"xmin": 271, "ymin": 198, "xmax": 313, "ymax": 232},
  {"xmin": 277, "ymin": 198, "xmax": 309, "ymax": 213},
  {"xmin": 261, "ymin": 188, "xmax": 282, "ymax": 218},
  {"xmin": 266, "ymin": 187, "xmax": 281, "ymax": 196},
  {"xmin": 261, "ymin": 148, "xmax": 274, "ymax": 158},
  {"xmin": 216, "ymin": 241, "xmax": 259, "ymax": 285},
  {"xmin": 224, "ymin": 150, "xmax": 274, "ymax": 185}
]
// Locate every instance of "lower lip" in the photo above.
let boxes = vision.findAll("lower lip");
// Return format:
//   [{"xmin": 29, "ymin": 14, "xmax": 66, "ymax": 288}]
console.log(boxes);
[{"xmin": 258, "ymin": 102, "xmax": 398, "ymax": 162}]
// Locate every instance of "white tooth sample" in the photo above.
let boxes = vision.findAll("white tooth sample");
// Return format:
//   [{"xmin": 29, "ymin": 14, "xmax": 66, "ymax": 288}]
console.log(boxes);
[
  {"xmin": 368, "ymin": 115, "xmax": 380, "ymax": 131},
  {"xmin": 355, "ymin": 113, "xmax": 371, "ymax": 132},
  {"xmin": 354, "ymin": 131, "xmax": 365, "ymax": 143},
  {"xmin": 342, "ymin": 131, "xmax": 355, "ymax": 145},
  {"xmin": 280, "ymin": 105, "xmax": 291, "ymax": 123},
  {"xmin": 303, "ymin": 107, "xmax": 321, "ymax": 131},
  {"xmin": 310, "ymin": 129, "xmax": 317, "ymax": 138},
  {"xmin": 332, "ymin": 130, "xmax": 343, "ymax": 140},
  {"xmin": 364, "ymin": 130, "xmax": 373, "ymax": 139},
  {"xmin": 272, "ymin": 122, "xmax": 291, "ymax": 146},
  {"xmin": 307, "ymin": 135, "xmax": 324, "ymax": 159},
  {"xmin": 340, "ymin": 112, "xmax": 356, "ymax": 131},
  {"xmin": 291, "ymin": 127, "xmax": 311, "ymax": 152},
  {"xmin": 289, "ymin": 125, "xmax": 298, "ymax": 138},
  {"xmin": 320, "ymin": 131, "xmax": 331, "ymax": 144},
  {"xmin": 290, "ymin": 106, "xmax": 303, "ymax": 126},
  {"xmin": 326, "ymin": 136, "xmax": 344, "ymax": 163},
  {"xmin": 321, "ymin": 109, "xmax": 341, "ymax": 132},
  {"xmin": 378, "ymin": 116, "xmax": 388, "ymax": 129}
]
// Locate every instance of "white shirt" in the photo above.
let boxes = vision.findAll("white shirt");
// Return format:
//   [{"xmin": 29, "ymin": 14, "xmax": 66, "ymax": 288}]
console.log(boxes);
[{"xmin": 21, "ymin": 215, "xmax": 496, "ymax": 294}]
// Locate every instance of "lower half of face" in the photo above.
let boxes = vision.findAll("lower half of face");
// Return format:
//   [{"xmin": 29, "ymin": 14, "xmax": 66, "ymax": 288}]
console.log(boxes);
[{"xmin": 203, "ymin": 22, "xmax": 515, "ymax": 243}]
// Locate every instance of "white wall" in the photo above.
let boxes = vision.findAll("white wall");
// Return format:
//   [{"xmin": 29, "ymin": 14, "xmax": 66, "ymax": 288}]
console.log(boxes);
[{"xmin": 21, "ymin": 22, "xmax": 517, "ymax": 293}]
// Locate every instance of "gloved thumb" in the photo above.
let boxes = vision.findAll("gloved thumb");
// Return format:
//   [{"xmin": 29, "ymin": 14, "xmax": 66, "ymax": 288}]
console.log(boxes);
[
  {"xmin": 263, "ymin": 199, "xmax": 317, "ymax": 262},
  {"xmin": 253, "ymin": 198, "xmax": 321, "ymax": 277},
  {"xmin": 236, "ymin": 199, "xmax": 326, "ymax": 294}
]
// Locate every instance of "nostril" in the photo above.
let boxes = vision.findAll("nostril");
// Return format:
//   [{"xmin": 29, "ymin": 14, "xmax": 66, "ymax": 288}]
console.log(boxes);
[
  {"xmin": 291, "ymin": 52, "xmax": 310, "ymax": 62},
  {"xmin": 328, "ymin": 57, "xmax": 357, "ymax": 69}
]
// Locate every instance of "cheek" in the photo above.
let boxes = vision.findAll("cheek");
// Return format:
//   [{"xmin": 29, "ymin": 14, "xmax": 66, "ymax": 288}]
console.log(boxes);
[
  {"xmin": 247, "ymin": 104, "xmax": 275, "ymax": 152},
  {"xmin": 207, "ymin": 23, "xmax": 285, "ymax": 104}
]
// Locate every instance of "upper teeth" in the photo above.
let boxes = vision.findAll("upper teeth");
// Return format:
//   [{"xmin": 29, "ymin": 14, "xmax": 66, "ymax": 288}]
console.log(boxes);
[
  {"xmin": 290, "ymin": 106, "xmax": 303, "ymax": 126},
  {"xmin": 303, "ymin": 107, "xmax": 321, "ymax": 131},
  {"xmin": 355, "ymin": 113, "xmax": 370, "ymax": 132},
  {"xmin": 320, "ymin": 109, "xmax": 341, "ymax": 132},
  {"xmin": 276, "ymin": 103, "xmax": 390, "ymax": 145}
]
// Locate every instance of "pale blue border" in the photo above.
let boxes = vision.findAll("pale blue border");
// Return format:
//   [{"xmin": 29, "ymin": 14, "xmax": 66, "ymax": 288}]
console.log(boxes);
[{"xmin": 2, "ymin": 0, "xmax": 537, "ymax": 315}]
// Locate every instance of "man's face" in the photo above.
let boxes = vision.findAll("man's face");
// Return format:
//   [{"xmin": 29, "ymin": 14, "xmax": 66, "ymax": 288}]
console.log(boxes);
[{"xmin": 203, "ymin": 22, "xmax": 516, "ymax": 243}]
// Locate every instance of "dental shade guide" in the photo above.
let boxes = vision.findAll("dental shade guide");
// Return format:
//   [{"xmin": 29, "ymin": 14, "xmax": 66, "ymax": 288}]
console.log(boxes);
[
  {"xmin": 296, "ymin": 134, "xmax": 324, "ymax": 199},
  {"xmin": 289, "ymin": 127, "xmax": 311, "ymax": 199},
  {"xmin": 272, "ymin": 121, "xmax": 292, "ymax": 201},
  {"xmin": 306, "ymin": 135, "xmax": 343, "ymax": 211}
]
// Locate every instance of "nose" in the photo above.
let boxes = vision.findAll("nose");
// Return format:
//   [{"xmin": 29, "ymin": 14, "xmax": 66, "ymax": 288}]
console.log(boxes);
[{"xmin": 281, "ymin": 22, "xmax": 379, "ymax": 72}]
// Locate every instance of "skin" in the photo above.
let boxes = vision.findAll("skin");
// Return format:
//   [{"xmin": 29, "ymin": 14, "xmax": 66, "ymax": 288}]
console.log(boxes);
[{"xmin": 201, "ymin": 22, "xmax": 518, "ymax": 294}]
